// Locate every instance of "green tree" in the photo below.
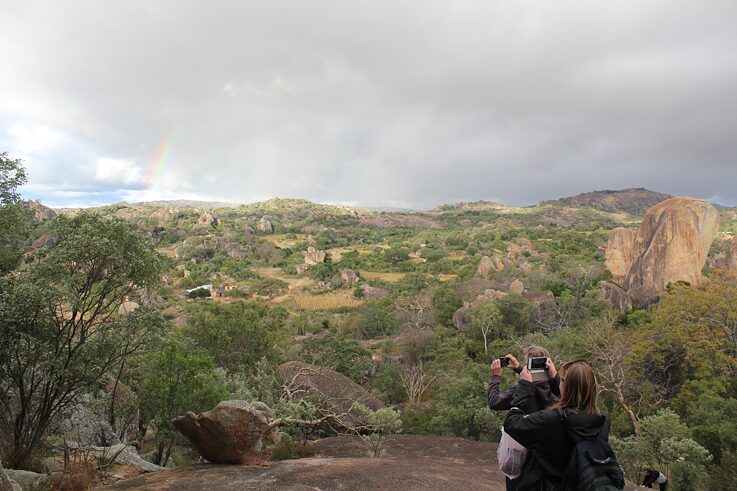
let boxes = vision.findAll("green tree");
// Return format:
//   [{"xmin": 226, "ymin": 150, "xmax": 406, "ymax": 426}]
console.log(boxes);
[
  {"xmin": 0, "ymin": 153, "xmax": 31, "ymax": 275},
  {"xmin": 467, "ymin": 301, "xmax": 507, "ymax": 355},
  {"xmin": 352, "ymin": 403, "xmax": 402, "ymax": 457},
  {"xmin": 432, "ymin": 285, "xmax": 462, "ymax": 328},
  {"xmin": 0, "ymin": 213, "xmax": 163, "ymax": 468},
  {"xmin": 138, "ymin": 333, "xmax": 228, "ymax": 465},
  {"xmin": 494, "ymin": 293, "xmax": 534, "ymax": 335},
  {"xmin": 362, "ymin": 298, "xmax": 398, "ymax": 338},
  {"xmin": 298, "ymin": 337, "xmax": 372, "ymax": 383},
  {"xmin": 185, "ymin": 301, "xmax": 283, "ymax": 373}
]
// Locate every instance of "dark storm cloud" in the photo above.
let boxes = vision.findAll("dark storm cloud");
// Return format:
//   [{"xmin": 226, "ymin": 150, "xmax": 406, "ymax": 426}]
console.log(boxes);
[{"xmin": 1, "ymin": 0, "xmax": 736, "ymax": 208}]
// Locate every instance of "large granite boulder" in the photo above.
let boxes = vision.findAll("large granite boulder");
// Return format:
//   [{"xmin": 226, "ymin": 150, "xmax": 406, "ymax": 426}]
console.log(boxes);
[
  {"xmin": 30, "ymin": 234, "xmax": 60, "ymax": 250},
  {"xmin": 509, "ymin": 279, "xmax": 524, "ymax": 294},
  {"xmin": 277, "ymin": 362, "xmax": 383, "ymax": 429},
  {"xmin": 622, "ymin": 198, "xmax": 719, "ymax": 306},
  {"xmin": 304, "ymin": 247, "xmax": 327, "ymax": 265},
  {"xmin": 92, "ymin": 444, "xmax": 166, "ymax": 473},
  {"xmin": 341, "ymin": 269, "xmax": 359, "ymax": 285},
  {"xmin": 2, "ymin": 470, "xmax": 47, "ymax": 491},
  {"xmin": 173, "ymin": 401, "xmax": 274, "ymax": 464},
  {"xmin": 598, "ymin": 281, "xmax": 632, "ymax": 313},
  {"xmin": 604, "ymin": 228, "xmax": 637, "ymax": 285},
  {"xmin": 476, "ymin": 256, "xmax": 493, "ymax": 278},
  {"xmin": 258, "ymin": 217, "xmax": 273, "ymax": 233},
  {"xmin": 453, "ymin": 303, "xmax": 469, "ymax": 332},
  {"xmin": 0, "ymin": 461, "xmax": 19, "ymax": 491}
]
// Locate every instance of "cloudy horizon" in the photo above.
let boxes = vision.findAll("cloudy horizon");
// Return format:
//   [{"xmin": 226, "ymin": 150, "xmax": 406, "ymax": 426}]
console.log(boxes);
[{"xmin": 2, "ymin": 0, "xmax": 736, "ymax": 209}]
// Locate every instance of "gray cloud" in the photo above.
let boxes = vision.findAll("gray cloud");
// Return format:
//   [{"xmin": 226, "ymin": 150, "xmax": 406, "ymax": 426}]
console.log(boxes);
[{"xmin": 1, "ymin": 0, "xmax": 736, "ymax": 208}]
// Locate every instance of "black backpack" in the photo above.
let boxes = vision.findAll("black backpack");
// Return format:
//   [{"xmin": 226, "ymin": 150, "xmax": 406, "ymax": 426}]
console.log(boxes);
[{"xmin": 558, "ymin": 410, "xmax": 625, "ymax": 491}]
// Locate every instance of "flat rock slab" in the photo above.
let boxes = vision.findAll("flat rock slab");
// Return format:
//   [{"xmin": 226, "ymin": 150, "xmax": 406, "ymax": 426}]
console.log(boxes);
[{"xmin": 102, "ymin": 435, "xmax": 641, "ymax": 491}]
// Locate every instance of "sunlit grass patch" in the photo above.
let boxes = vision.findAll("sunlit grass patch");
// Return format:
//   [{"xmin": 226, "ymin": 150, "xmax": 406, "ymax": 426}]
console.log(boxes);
[{"xmin": 293, "ymin": 292, "xmax": 364, "ymax": 311}]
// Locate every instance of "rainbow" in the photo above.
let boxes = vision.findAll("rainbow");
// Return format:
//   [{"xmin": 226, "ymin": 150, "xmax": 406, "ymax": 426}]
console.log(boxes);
[{"xmin": 148, "ymin": 130, "xmax": 174, "ymax": 188}]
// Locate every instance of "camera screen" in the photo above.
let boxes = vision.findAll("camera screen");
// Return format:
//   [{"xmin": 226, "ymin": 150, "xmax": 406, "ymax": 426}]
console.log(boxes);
[
  {"xmin": 499, "ymin": 357, "xmax": 510, "ymax": 367},
  {"xmin": 529, "ymin": 357, "xmax": 548, "ymax": 370}
]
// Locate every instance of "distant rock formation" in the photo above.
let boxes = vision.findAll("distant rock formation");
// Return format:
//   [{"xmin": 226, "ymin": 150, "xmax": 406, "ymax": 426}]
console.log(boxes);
[
  {"xmin": 554, "ymin": 188, "xmax": 672, "ymax": 215},
  {"xmin": 341, "ymin": 269, "xmax": 359, "ymax": 285},
  {"xmin": 197, "ymin": 211, "xmax": 220, "ymax": 227},
  {"xmin": 476, "ymin": 256, "xmax": 493, "ymax": 278},
  {"xmin": 174, "ymin": 400, "xmax": 274, "ymax": 464},
  {"xmin": 258, "ymin": 217, "xmax": 273, "ymax": 233},
  {"xmin": 304, "ymin": 246, "xmax": 327, "ymax": 265},
  {"xmin": 360, "ymin": 284, "xmax": 388, "ymax": 300},
  {"xmin": 605, "ymin": 197, "xmax": 719, "ymax": 307},
  {"xmin": 277, "ymin": 362, "xmax": 384, "ymax": 429},
  {"xmin": 24, "ymin": 200, "xmax": 57, "ymax": 221},
  {"xmin": 509, "ymin": 279, "xmax": 524, "ymax": 294}
]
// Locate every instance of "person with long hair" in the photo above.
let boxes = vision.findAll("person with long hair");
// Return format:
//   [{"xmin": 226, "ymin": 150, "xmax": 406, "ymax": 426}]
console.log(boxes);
[{"xmin": 503, "ymin": 360, "xmax": 616, "ymax": 490}]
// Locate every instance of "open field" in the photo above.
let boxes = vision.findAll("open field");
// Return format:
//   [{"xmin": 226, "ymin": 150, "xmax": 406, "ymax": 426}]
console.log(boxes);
[
  {"xmin": 261, "ymin": 233, "xmax": 307, "ymax": 248},
  {"xmin": 291, "ymin": 291, "xmax": 364, "ymax": 311}
]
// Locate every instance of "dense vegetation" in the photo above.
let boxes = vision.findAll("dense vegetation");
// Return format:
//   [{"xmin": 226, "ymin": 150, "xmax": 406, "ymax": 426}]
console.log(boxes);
[{"xmin": 2, "ymin": 154, "xmax": 737, "ymax": 489}]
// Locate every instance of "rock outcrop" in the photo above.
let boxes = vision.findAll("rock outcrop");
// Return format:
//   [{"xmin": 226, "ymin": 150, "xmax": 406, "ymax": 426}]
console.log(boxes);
[
  {"xmin": 197, "ymin": 211, "xmax": 220, "ymax": 227},
  {"xmin": 0, "ymin": 461, "xmax": 19, "ymax": 491},
  {"xmin": 598, "ymin": 281, "xmax": 632, "ymax": 313},
  {"xmin": 604, "ymin": 228, "xmax": 637, "ymax": 285},
  {"xmin": 341, "ymin": 269, "xmax": 359, "ymax": 285},
  {"xmin": 31, "ymin": 234, "xmax": 60, "ymax": 250},
  {"xmin": 453, "ymin": 304, "xmax": 469, "ymax": 331},
  {"xmin": 622, "ymin": 198, "xmax": 719, "ymax": 306},
  {"xmin": 258, "ymin": 217, "xmax": 273, "ymax": 233},
  {"xmin": 509, "ymin": 279, "xmax": 524, "ymax": 294},
  {"xmin": 93, "ymin": 444, "xmax": 167, "ymax": 473},
  {"xmin": 476, "ymin": 256, "xmax": 493, "ymax": 278},
  {"xmin": 304, "ymin": 247, "xmax": 327, "ymax": 265},
  {"xmin": 277, "ymin": 362, "xmax": 383, "ymax": 429},
  {"xmin": 24, "ymin": 200, "xmax": 57, "ymax": 221},
  {"xmin": 360, "ymin": 284, "xmax": 388, "ymax": 300},
  {"xmin": 173, "ymin": 401, "xmax": 274, "ymax": 464},
  {"xmin": 118, "ymin": 301, "xmax": 139, "ymax": 316},
  {"xmin": 604, "ymin": 197, "xmax": 720, "ymax": 307},
  {"xmin": 2, "ymin": 470, "xmax": 48, "ymax": 491}
]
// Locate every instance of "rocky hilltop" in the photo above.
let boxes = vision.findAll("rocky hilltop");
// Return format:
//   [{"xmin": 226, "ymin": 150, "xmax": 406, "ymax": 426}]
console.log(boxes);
[{"xmin": 553, "ymin": 188, "xmax": 672, "ymax": 215}]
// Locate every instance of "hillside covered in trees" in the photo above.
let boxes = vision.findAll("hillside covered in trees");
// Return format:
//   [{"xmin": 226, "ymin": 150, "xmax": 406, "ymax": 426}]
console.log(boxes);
[{"xmin": 3, "ymin": 155, "xmax": 737, "ymax": 490}]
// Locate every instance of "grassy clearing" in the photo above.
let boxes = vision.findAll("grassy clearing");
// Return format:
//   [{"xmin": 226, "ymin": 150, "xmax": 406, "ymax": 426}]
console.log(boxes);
[
  {"xmin": 327, "ymin": 245, "xmax": 386, "ymax": 261},
  {"xmin": 292, "ymin": 292, "xmax": 364, "ymax": 311},
  {"xmin": 360, "ymin": 271, "xmax": 406, "ymax": 282},
  {"xmin": 262, "ymin": 233, "xmax": 306, "ymax": 248}
]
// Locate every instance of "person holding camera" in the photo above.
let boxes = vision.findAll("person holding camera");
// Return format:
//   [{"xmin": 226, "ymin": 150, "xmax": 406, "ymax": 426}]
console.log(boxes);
[
  {"xmin": 503, "ymin": 360, "xmax": 623, "ymax": 490},
  {"xmin": 488, "ymin": 345, "xmax": 560, "ymax": 413},
  {"xmin": 489, "ymin": 346, "xmax": 560, "ymax": 491}
]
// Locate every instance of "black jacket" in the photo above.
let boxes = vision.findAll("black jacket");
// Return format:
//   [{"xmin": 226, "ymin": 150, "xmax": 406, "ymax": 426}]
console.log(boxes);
[
  {"xmin": 503, "ymin": 380, "xmax": 611, "ymax": 491},
  {"xmin": 488, "ymin": 369, "xmax": 561, "ymax": 413}
]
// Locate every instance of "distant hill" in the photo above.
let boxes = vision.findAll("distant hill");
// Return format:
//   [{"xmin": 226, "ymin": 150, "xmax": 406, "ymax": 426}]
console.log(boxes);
[
  {"xmin": 550, "ymin": 188, "xmax": 672, "ymax": 215},
  {"xmin": 432, "ymin": 200, "xmax": 507, "ymax": 212}
]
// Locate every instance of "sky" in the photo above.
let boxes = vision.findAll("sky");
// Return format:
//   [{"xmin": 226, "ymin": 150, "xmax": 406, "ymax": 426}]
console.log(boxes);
[{"xmin": 1, "ymin": 0, "xmax": 736, "ymax": 210}]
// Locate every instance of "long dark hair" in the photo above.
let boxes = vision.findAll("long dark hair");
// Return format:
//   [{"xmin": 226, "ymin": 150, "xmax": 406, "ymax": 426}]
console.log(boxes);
[{"xmin": 552, "ymin": 360, "xmax": 599, "ymax": 414}]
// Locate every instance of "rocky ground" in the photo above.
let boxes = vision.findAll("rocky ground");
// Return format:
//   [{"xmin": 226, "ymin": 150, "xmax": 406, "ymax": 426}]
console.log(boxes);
[{"xmin": 102, "ymin": 435, "xmax": 642, "ymax": 490}]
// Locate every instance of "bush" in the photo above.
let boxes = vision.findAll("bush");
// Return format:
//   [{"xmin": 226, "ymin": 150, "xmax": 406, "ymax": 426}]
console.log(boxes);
[
  {"xmin": 362, "ymin": 298, "xmax": 398, "ymax": 338},
  {"xmin": 188, "ymin": 287, "xmax": 211, "ymax": 299}
]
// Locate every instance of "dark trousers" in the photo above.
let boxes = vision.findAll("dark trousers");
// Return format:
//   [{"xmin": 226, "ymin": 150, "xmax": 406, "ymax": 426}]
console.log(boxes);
[{"xmin": 505, "ymin": 476, "xmax": 519, "ymax": 491}]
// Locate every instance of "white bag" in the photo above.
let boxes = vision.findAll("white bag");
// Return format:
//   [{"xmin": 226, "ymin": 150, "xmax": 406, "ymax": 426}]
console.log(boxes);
[{"xmin": 497, "ymin": 426, "xmax": 527, "ymax": 479}]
